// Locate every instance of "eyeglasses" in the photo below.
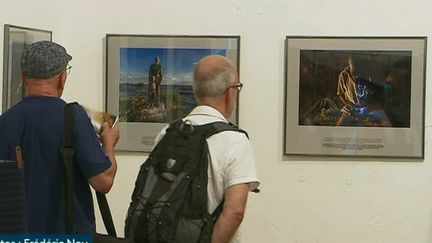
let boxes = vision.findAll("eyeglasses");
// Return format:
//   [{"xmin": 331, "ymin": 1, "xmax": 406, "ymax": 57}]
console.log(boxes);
[
  {"xmin": 225, "ymin": 83, "xmax": 243, "ymax": 93},
  {"xmin": 66, "ymin": 65, "xmax": 72, "ymax": 75}
]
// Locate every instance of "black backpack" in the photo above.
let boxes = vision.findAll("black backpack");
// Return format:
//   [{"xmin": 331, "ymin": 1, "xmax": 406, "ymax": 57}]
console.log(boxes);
[{"xmin": 124, "ymin": 119, "xmax": 248, "ymax": 243}]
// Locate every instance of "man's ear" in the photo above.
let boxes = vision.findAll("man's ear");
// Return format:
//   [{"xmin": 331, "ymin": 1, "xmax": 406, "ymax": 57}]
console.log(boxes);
[
  {"xmin": 58, "ymin": 72, "xmax": 67, "ymax": 90},
  {"xmin": 224, "ymin": 88, "xmax": 231, "ymax": 105},
  {"xmin": 224, "ymin": 88, "xmax": 235, "ymax": 113}
]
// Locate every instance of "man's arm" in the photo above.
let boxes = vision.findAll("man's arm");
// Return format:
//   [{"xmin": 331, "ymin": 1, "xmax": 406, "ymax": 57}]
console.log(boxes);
[
  {"xmin": 211, "ymin": 184, "xmax": 250, "ymax": 243},
  {"xmin": 88, "ymin": 123, "xmax": 120, "ymax": 194}
]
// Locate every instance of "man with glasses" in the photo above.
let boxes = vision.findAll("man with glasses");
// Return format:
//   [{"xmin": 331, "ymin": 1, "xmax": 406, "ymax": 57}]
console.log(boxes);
[
  {"xmin": 0, "ymin": 41, "xmax": 120, "ymax": 233},
  {"xmin": 154, "ymin": 55, "xmax": 259, "ymax": 243}
]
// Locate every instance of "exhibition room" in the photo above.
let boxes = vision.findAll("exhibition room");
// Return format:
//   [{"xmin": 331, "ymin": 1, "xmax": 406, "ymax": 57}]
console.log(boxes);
[{"xmin": 1, "ymin": 1, "xmax": 432, "ymax": 242}]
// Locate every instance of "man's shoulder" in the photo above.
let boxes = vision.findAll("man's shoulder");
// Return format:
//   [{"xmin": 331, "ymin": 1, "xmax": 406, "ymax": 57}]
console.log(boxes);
[
  {"xmin": 69, "ymin": 102, "xmax": 86, "ymax": 113},
  {"xmin": 209, "ymin": 128, "xmax": 249, "ymax": 145},
  {"xmin": 65, "ymin": 102, "xmax": 91, "ymax": 120},
  {"xmin": 155, "ymin": 119, "xmax": 248, "ymax": 144},
  {"xmin": 0, "ymin": 106, "xmax": 17, "ymax": 120}
]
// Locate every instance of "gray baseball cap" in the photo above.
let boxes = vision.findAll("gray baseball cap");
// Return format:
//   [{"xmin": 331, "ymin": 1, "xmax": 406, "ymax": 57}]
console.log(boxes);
[{"xmin": 21, "ymin": 40, "xmax": 72, "ymax": 79}]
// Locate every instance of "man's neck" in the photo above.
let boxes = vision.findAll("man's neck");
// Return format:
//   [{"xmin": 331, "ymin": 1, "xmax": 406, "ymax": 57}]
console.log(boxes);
[
  {"xmin": 198, "ymin": 99, "xmax": 229, "ymax": 119},
  {"xmin": 26, "ymin": 85, "xmax": 60, "ymax": 97},
  {"xmin": 27, "ymin": 91, "xmax": 59, "ymax": 97},
  {"xmin": 25, "ymin": 78, "xmax": 60, "ymax": 97}
]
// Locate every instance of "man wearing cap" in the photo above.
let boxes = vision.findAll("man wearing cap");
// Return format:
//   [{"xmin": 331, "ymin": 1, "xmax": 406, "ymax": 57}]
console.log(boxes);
[{"xmin": 0, "ymin": 41, "xmax": 119, "ymax": 233}]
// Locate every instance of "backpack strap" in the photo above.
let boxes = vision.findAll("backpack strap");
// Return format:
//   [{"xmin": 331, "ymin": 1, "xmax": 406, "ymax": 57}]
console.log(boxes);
[
  {"xmin": 63, "ymin": 102, "xmax": 76, "ymax": 233},
  {"xmin": 167, "ymin": 120, "xmax": 249, "ymax": 139},
  {"xmin": 196, "ymin": 122, "xmax": 249, "ymax": 220},
  {"xmin": 63, "ymin": 102, "xmax": 118, "ymax": 236},
  {"xmin": 196, "ymin": 121, "xmax": 249, "ymax": 139},
  {"xmin": 198, "ymin": 122, "xmax": 260, "ymax": 194},
  {"xmin": 211, "ymin": 199, "xmax": 224, "ymax": 221}
]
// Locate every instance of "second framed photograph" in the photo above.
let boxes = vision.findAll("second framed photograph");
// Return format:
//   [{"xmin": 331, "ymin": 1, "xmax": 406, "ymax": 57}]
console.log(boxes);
[
  {"xmin": 2, "ymin": 24, "xmax": 52, "ymax": 112},
  {"xmin": 106, "ymin": 35, "xmax": 240, "ymax": 152},
  {"xmin": 284, "ymin": 36, "xmax": 427, "ymax": 158}
]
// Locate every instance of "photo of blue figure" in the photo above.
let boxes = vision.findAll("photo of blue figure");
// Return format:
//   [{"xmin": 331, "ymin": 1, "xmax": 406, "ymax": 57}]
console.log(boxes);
[
  {"xmin": 298, "ymin": 50, "xmax": 411, "ymax": 128},
  {"xmin": 337, "ymin": 78, "xmax": 393, "ymax": 127},
  {"xmin": 119, "ymin": 48, "xmax": 227, "ymax": 123}
]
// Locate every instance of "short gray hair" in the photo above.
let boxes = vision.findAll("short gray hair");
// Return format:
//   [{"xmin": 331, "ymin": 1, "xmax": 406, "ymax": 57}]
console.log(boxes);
[{"xmin": 192, "ymin": 55, "xmax": 237, "ymax": 100}]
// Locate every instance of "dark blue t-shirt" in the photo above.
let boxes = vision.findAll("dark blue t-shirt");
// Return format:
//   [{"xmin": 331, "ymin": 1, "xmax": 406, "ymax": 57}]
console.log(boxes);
[{"xmin": 0, "ymin": 96, "xmax": 111, "ymax": 233}]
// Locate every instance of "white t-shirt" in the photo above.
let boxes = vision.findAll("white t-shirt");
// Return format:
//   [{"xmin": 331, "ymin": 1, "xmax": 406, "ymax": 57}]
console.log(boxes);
[{"xmin": 155, "ymin": 105, "xmax": 260, "ymax": 243}]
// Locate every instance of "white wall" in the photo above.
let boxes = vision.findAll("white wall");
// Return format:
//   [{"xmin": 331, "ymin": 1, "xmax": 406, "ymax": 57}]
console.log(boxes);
[{"xmin": 1, "ymin": 1, "xmax": 432, "ymax": 242}]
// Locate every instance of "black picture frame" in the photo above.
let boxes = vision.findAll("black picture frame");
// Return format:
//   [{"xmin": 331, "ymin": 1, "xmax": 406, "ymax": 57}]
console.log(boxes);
[
  {"xmin": 284, "ymin": 36, "xmax": 427, "ymax": 158},
  {"xmin": 2, "ymin": 24, "xmax": 52, "ymax": 112},
  {"xmin": 105, "ymin": 34, "xmax": 241, "ymax": 152}
]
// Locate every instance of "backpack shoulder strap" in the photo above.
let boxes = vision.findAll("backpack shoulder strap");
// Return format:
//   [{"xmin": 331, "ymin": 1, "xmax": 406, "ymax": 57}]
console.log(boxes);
[
  {"xmin": 166, "ymin": 119, "xmax": 248, "ymax": 139},
  {"xmin": 196, "ymin": 121, "xmax": 249, "ymax": 139},
  {"xmin": 195, "ymin": 121, "xmax": 248, "ymax": 222},
  {"xmin": 63, "ymin": 102, "xmax": 77, "ymax": 148},
  {"xmin": 63, "ymin": 102, "xmax": 118, "ymax": 236},
  {"xmin": 166, "ymin": 120, "xmax": 248, "ymax": 138},
  {"xmin": 63, "ymin": 102, "xmax": 76, "ymax": 233}
]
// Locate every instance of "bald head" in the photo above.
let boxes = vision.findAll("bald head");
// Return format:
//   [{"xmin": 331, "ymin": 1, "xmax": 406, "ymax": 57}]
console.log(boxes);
[{"xmin": 193, "ymin": 55, "xmax": 238, "ymax": 102}]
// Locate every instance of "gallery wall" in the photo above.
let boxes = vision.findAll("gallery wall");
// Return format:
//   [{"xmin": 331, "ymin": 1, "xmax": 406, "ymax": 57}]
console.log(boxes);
[{"xmin": 1, "ymin": 0, "xmax": 432, "ymax": 242}]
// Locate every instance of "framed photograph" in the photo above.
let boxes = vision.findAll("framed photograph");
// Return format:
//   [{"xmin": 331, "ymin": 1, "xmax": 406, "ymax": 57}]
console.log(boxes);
[
  {"xmin": 284, "ymin": 36, "xmax": 426, "ymax": 158},
  {"xmin": 2, "ymin": 24, "xmax": 52, "ymax": 112},
  {"xmin": 106, "ymin": 35, "xmax": 240, "ymax": 152}
]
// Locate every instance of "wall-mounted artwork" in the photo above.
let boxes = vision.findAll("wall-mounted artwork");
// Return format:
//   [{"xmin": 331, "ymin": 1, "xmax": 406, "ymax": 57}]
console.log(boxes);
[
  {"xmin": 284, "ymin": 36, "xmax": 426, "ymax": 158},
  {"xmin": 106, "ymin": 35, "xmax": 240, "ymax": 152},
  {"xmin": 2, "ymin": 24, "xmax": 52, "ymax": 112}
]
